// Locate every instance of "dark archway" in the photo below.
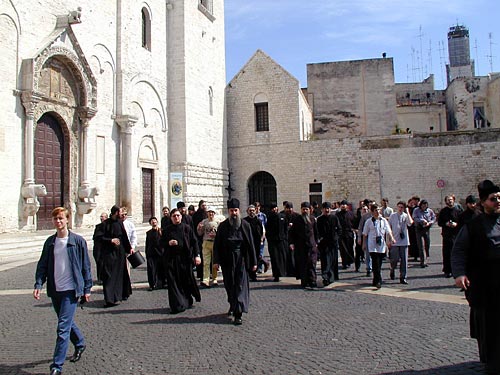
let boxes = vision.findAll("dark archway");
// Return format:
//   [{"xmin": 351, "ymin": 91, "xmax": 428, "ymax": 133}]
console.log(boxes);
[
  {"xmin": 35, "ymin": 113, "xmax": 65, "ymax": 229},
  {"xmin": 247, "ymin": 171, "xmax": 277, "ymax": 212}
]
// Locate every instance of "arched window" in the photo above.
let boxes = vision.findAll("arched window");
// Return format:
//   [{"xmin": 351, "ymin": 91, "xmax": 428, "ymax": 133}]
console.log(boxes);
[
  {"xmin": 248, "ymin": 171, "xmax": 277, "ymax": 210},
  {"xmin": 208, "ymin": 87, "xmax": 214, "ymax": 116},
  {"xmin": 142, "ymin": 7, "xmax": 151, "ymax": 51}
]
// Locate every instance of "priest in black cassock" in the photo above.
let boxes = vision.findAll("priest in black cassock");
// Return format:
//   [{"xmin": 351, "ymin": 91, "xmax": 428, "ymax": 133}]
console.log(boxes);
[
  {"xmin": 452, "ymin": 180, "xmax": 500, "ymax": 374},
  {"xmin": 97, "ymin": 205, "xmax": 132, "ymax": 307},
  {"xmin": 265, "ymin": 203, "xmax": 287, "ymax": 282},
  {"xmin": 162, "ymin": 208, "xmax": 201, "ymax": 314},
  {"xmin": 288, "ymin": 202, "xmax": 319, "ymax": 288},
  {"xmin": 213, "ymin": 198, "xmax": 257, "ymax": 325}
]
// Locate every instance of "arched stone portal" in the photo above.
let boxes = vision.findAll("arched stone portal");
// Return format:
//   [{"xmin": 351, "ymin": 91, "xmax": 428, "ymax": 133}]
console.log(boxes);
[{"xmin": 247, "ymin": 171, "xmax": 277, "ymax": 212}]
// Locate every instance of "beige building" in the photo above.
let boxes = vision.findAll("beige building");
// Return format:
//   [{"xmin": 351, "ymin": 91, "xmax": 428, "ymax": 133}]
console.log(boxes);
[
  {"xmin": 0, "ymin": 0, "xmax": 226, "ymax": 232},
  {"xmin": 395, "ymin": 75, "xmax": 447, "ymax": 134},
  {"xmin": 226, "ymin": 51, "xmax": 500, "ymax": 211}
]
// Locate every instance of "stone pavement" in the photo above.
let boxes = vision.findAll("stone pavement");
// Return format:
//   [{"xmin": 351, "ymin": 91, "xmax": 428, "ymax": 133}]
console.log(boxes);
[{"xmin": 0, "ymin": 228, "xmax": 487, "ymax": 375}]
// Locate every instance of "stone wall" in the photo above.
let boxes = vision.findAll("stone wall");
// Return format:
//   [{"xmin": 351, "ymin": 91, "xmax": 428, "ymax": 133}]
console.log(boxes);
[
  {"xmin": 307, "ymin": 58, "xmax": 397, "ymax": 138},
  {"xmin": 228, "ymin": 129, "xmax": 500, "ymax": 212}
]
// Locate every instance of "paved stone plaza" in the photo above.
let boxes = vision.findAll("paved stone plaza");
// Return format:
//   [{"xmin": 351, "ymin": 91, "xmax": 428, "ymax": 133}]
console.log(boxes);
[{"xmin": 0, "ymin": 228, "xmax": 487, "ymax": 375}]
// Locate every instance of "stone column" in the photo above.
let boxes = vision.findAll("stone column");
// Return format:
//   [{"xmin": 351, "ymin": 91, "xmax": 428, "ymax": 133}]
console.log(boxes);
[
  {"xmin": 20, "ymin": 91, "xmax": 42, "ymax": 186},
  {"xmin": 20, "ymin": 91, "xmax": 46, "ymax": 228},
  {"xmin": 78, "ymin": 107, "xmax": 97, "ymax": 188},
  {"xmin": 76, "ymin": 107, "xmax": 98, "ymax": 217},
  {"xmin": 115, "ymin": 115, "xmax": 137, "ymax": 211}
]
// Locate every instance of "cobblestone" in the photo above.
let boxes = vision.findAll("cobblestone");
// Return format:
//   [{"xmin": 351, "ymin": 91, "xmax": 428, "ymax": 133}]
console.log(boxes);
[{"xmin": 0, "ymin": 228, "xmax": 487, "ymax": 374}]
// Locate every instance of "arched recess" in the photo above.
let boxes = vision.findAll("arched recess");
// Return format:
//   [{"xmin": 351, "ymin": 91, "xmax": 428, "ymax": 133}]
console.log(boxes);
[
  {"xmin": 35, "ymin": 112, "xmax": 69, "ymax": 229},
  {"xmin": 138, "ymin": 136, "xmax": 158, "ymax": 222},
  {"xmin": 247, "ymin": 171, "xmax": 277, "ymax": 212}
]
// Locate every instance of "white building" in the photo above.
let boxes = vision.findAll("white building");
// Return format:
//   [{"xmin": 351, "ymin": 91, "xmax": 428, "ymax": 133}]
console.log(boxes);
[{"xmin": 0, "ymin": 0, "xmax": 227, "ymax": 232}]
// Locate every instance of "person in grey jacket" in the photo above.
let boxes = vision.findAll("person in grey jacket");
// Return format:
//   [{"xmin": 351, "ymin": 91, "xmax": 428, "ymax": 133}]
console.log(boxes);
[{"xmin": 34, "ymin": 207, "xmax": 92, "ymax": 375}]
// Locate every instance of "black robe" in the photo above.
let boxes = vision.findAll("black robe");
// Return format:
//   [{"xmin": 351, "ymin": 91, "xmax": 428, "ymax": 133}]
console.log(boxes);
[
  {"xmin": 284, "ymin": 212, "xmax": 299, "ymax": 276},
  {"xmin": 145, "ymin": 228, "xmax": 164, "ymax": 289},
  {"xmin": 213, "ymin": 219, "xmax": 257, "ymax": 316},
  {"xmin": 288, "ymin": 214, "xmax": 319, "ymax": 286},
  {"xmin": 92, "ymin": 222, "xmax": 105, "ymax": 281},
  {"xmin": 265, "ymin": 211, "xmax": 287, "ymax": 278},
  {"xmin": 336, "ymin": 209, "xmax": 355, "ymax": 267},
  {"xmin": 452, "ymin": 212, "xmax": 500, "ymax": 372},
  {"xmin": 97, "ymin": 217, "xmax": 132, "ymax": 304},
  {"xmin": 243, "ymin": 215, "xmax": 263, "ymax": 280},
  {"xmin": 162, "ymin": 223, "xmax": 201, "ymax": 313}
]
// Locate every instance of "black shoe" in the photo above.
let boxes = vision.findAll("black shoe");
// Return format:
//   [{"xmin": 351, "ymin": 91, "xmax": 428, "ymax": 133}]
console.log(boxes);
[
  {"xmin": 420, "ymin": 264, "xmax": 428, "ymax": 268},
  {"xmin": 273, "ymin": 277, "xmax": 280, "ymax": 282},
  {"xmin": 69, "ymin": 345, "xmax": 86, "ymax": 362},
  {"xmin": 104, "ymin": 302, "xmax": 118, "ymax": 308},
  {"xmin": 375, "ymin": 282, "xmax": 382, "ymax": 289},
  {"xmin": 400, "ymin": 279, "xmax": 408, "ymax": 284},
  {"xmin": 389, "ymin": 270, "xmax": 395, "ymax": 280},
  {"xmin": 233, "ymin": 315, "xmax": 243, "ymax": 325},
  {"xmin": 445, "ymin": 273, "xmax": 453, "ymax": 278},
  {"xmin": 147, "ymin": 287, "xmax": 154, "ymax": 291},
  {"xmin": 50, "ymin": 369, "xmax": 62, "ymax": 375},
  {"xmin": 366, "ymin": 271, "xmax": 372, "ymax": 277},
  {"xmin": 227, "ymin": 309, "xmax": 233, "ymax": 317},
  {"xmin": 322, "ymin": 279, "xmax": 330, "ymax": 287}
]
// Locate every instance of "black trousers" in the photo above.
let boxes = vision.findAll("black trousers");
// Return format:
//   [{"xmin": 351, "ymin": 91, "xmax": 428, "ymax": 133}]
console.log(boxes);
[
  {"xmin": 441, "ymin": 236, "xmax": 454, "ymax": 274},
  {"xmin": 370, "ymin": 252, "xmax": 385, "ymax": 286}
]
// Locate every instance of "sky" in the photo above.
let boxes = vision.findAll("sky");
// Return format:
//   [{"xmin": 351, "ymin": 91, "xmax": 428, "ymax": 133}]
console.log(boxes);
[{"xmin": 224, "ymin": 0, "xmax": 500, "ymax": 90}]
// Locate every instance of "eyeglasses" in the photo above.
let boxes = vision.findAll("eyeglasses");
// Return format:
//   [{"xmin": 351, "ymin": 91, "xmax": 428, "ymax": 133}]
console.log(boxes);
[
  {"xmin": 489, "ymin": 196, "xmax": 500, "ymax": 202},
  {"xmin": 171, "ymin": 214, "xmax": 181, "ymax": 217}
]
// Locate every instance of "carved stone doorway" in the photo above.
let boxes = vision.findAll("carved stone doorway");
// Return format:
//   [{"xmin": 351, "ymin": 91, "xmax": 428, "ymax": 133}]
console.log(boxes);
[{"xmin": 35, "ymin": 113, "xmax": 65, "ymax": 229}]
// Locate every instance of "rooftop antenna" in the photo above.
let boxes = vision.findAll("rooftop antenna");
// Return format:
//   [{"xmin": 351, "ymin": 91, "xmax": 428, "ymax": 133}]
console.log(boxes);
[
  {"xmin": 411, "ymin": 46, "xmax": 417, "ymax": 82},
  {"xmin": 474, "ymin": 38, "xmax": 479, "ymax": 75},
  {"xmin": 427, "ymin": 39, "xmax": 433, "ymax": 77},
  {"xmin": 487, "ymin": 32, "xmax": 495, "ymax": 73},
  {"xmin": 437, "ymin": 40, "xmax": 447, "ymax": 88},
  {"xmin": 417, "ymin": 25, "xmax": 425, "ymax": 80}
]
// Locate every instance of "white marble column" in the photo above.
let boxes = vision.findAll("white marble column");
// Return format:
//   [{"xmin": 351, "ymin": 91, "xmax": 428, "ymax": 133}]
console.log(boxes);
[
  {"xmin": 116, "ymin": 115, "xmax": 137, "ymax": 211},
  {"xmin": 20, "ymin": 91, "xmax": 42, "ymax": 186}
]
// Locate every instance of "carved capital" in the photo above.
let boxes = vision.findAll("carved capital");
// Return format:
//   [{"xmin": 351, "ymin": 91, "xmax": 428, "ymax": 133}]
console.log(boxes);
[
  {"xmin": 78, "ymin": 106, "xmax": 97, "ymax": 128},
  {"xmin": 21, "ymin": 91, "xmax": 43, "ymax": 118},
  {"xmin": 115, "ymin": 115, "xmax": 138, "ymax": 134}
]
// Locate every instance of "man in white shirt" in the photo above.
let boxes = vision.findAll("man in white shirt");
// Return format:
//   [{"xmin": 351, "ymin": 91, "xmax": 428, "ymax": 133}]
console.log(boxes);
[
  {"xmin": 363, "ymin": 204, "xmax": 395, "ymax": 289},
  {"xmin": 34, "ymin": 207, "xmax": 92, "ymax": 375}
]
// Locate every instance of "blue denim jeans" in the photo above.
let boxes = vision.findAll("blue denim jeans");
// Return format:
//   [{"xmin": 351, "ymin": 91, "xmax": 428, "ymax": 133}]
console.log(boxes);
[{"xmin": 50, "ymin": 290, "xmax": 85, "ymax": 371}]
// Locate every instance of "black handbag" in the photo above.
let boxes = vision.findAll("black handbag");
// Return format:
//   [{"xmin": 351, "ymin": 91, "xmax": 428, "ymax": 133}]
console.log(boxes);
[{"xmin": 127, "ymin": 251, "xmax": 146, "ymax": 268}]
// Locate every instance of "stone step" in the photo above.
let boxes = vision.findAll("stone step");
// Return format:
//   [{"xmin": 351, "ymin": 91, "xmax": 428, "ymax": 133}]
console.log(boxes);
[{"xmin": 0, "ymin": 224, "xmax": 150, "ymax": 270}]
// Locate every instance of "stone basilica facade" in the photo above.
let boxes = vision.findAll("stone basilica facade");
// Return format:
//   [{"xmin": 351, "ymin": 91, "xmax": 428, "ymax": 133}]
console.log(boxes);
[{"xmin": 0, "ymin": 0, "xmax": 227, "ymax": 232}]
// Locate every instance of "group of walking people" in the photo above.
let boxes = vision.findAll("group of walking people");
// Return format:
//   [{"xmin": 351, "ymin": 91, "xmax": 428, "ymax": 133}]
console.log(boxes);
[{"xmin": 32, "ymin": 178, "xmax": 500, "ymax": 374}]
